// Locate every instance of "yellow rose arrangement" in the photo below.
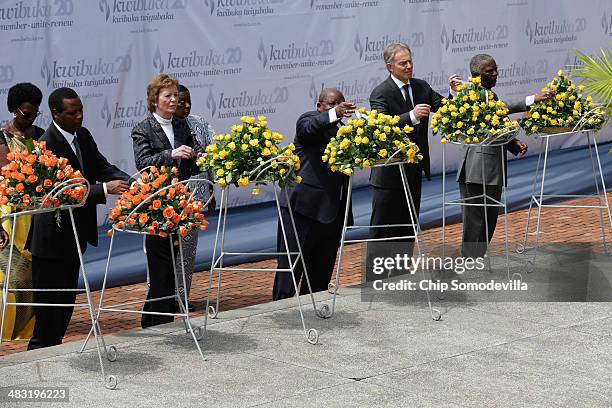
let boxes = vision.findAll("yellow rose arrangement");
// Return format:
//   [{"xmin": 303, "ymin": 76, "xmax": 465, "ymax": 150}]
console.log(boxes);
[
  {"xmin": 197, "ymin": 115, "xmax": 301, "ymax": 195},
  {"xmin": 321, "ymin": 108, "xmax": 421, "ymax": 175},
  {"xmin": 520, "ymin": 70, "xmax": 606, "ymax": 135},
  {"xmin": 431, "ymin": 76, "xmax": 518, "ymax": 144}
]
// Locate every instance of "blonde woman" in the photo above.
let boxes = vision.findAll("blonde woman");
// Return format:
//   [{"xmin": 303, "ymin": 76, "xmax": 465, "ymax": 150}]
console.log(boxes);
[{"xmin": 131, "ymin": 74, "xmax": 203, "ymax": 327}]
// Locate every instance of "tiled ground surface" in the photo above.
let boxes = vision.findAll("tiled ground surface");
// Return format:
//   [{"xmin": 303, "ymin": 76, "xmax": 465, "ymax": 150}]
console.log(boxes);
[{"xmin": 1, "ymin": 193, "xmax": 611, "ymax": 356}]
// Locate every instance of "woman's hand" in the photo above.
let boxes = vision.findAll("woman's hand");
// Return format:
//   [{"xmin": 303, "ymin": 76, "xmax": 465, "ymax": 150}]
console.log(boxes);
[
  {"xmin": 171, "ymin": 145, "xmax": 195, "ymax": 160},
  {"xmin": 0, "ymin": 229, "xmax": 9, "ymax": 249}
]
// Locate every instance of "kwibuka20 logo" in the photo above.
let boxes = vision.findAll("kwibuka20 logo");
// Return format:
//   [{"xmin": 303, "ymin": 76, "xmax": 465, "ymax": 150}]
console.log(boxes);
[
  {"xmin": 100, "ymin": 97, "xmax": 112, "ymax": 128},
  {"xmin": 206, "ymin": 86, "xmax": 290, "ymax": 119},
  {"xmin": 310, "ymin": 76, "xmax": 383, "ymax": 107},
  {"xmin": 441, "ymin": 25, "xmax": 450, "ymax": 51},
  {"xmin": 103, "ymin": 97, "xmax": 149, "ymax": 128},
  {"xmin": 99, "ymin": 0, "xmax": 187, "ymax": 21},
  {"xmin": 0, "ymin": 0, "xmax": 73, "ymax": 19},
  {"xmin": 204, "ymin": 0, "xmax": 215, "ymax": 15},
  {"xmin": 0, "ymin": 64, "xmax": 14, "ymax": 84},
  {"xmin": 354, "ymin": 33, "xmax": 364, "ymax": 60},
  {"xmin": 354, "ymin": 32, "xmax": 423, "ymax": 61},
  {"xmin": 153, "ymin": 46, "xmax": 164, "ymax": 73},
  {"xmin": 525, "ymin": 17, "xmax": 587, "ymax": 44},
  {"xmin": 257, "ymin": 39, "xmax": 269, "ymax": 69},
  {"xmin": 603, "ymin": 10, "xmax": 612, "ymax": 36},
  {"xmin": 257, "ymin": 38, "xmax": 334, "ymax": 70},
  {"xmin": 39, "ymin": 48, "xmax": 133, "ymax": 88},
  {"xmin": 440, "ymin": 23, "xmax": 508, "ymax": 50},
  {"xmin": 153, "ymin": 46, "xmax": 243, "ymax": 73},
  {"xmin": 99, "ymin": 0, "xmax": 111, "ymax": 21},
  {"xmin": 206, "ymin": 88, "xmax": 217, "ymax": 118},
  {"xmin": 40, "ymin": 57, "xmax": 52, "ymax": 87},
  {"xmin": 309, "ymin": 77, "xmax": 320, "ymax": 107}
]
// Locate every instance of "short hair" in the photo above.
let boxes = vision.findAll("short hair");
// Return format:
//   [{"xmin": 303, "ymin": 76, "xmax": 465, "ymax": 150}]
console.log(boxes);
[
  {"xmin": 383, "ymin": 43, "xmax": 412, "ymax": 65},
  {"xmin": 147, "ymin": 74, "xmax": 179, "ymax": 112},
  {"xmin": 7, "ymin": 82, "xmax": 43, "ymax": 112},
  {"xmin": 48, "ymin": 87, "xmax": 79, "ymax": 113},
  {"xmin": 178, "ymin": 84, "xmax": 189, "ymax": 93},
  {"xmin": 470, "ymin": 54, "xmax": 494, "ymax": 76},
  {"xmin": 318, "ymin": 88, "xmax": 342, "ymax": 103}
]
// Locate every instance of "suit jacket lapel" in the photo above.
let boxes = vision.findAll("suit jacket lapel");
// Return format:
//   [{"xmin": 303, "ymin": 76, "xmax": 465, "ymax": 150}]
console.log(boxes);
[
  {"xmin": 409, "ymin": 80, "xmax": 422, "ymax": 106},
  {"xmin": 148, "ymin": 114, "xmax": 173, "ymax": 149},
  {"xmin": 49, "ymin": 123, "xmax": 83, "ymax": 173},
  {"xmin": 384, "ymin": 77, "xmax": 404, "ymax": 111},
  {"xmin": 385, "ymin": 76, "xmax": 413, "ymax": 112}
]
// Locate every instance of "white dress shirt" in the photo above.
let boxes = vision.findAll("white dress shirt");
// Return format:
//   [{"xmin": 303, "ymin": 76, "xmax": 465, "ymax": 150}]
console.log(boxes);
[
  {"xmin": 52, "ymin": 121, "xmax": 108, "ymax": 196},
  {"xmin": 328, "ymin": 107, "xmax": 339, "ymax": 123},
  {"xmin": 53, "ymin": 120, "xmax": 77, "ymax": 155},
  {"xmin": 326, "ymin": 107, "xmax": 344, "ymax": 199},
  {"xmin": 390, "ymin": 74, "xmax": 419, "ymax": 125},
  {"xmin": 153, "ymin": 112, "xmax": 175, "ymax": 148}
]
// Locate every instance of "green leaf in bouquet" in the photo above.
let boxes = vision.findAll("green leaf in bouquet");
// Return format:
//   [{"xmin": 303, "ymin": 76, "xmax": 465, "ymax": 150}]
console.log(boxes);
[{"xmin": 25, "ymin": 138, "xmax": 35, "ymax": 153}]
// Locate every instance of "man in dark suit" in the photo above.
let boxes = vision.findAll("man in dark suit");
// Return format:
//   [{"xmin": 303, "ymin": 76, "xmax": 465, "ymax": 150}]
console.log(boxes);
[
  {"xmin": 28, "ymin": 88, "xmax": 130, "ymax": 349},
  {"xmin": 273, "ymin": 89, "xmax": 355, "ymax": 300},
  {"xmin": 368, "ymin": 43, "xmax": 443, "ymax": 261},
  {"xmin": 451, "ymin": 54, "xmax": 551, "ymax": 258}
]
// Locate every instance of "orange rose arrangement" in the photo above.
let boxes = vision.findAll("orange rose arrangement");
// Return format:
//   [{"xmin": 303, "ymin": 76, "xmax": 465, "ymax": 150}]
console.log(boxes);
[
  {"xmin": 108, "ymin": 166, "xmax": 208, "ymax": 238},
  {"xmin": 0, "ymin": 140, "xmax": 86, "ymax": 208}
]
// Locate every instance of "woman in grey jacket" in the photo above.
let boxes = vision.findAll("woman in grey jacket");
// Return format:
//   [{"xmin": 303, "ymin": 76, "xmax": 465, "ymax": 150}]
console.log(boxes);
[{"xmin": 131, "ymin": 74, "xmax": 202, "ymax": 327}]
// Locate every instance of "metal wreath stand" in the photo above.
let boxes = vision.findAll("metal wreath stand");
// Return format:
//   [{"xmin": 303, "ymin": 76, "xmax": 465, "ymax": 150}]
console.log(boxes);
[
  {"xmin": 0, "ymin": 179, "xmax": 117, "ymax": 388},
  {"xmin": 441, "ymin": 125, "xmax": 522, "ymax": 281},
  {"xmin": 317, "ymin": 146, "xmax": 442, "ymax": 322},
  {"xmin": 516, "ymin": 107, "xmax": 611, "ymax": 271},
  {"xmin": 79, "ymin": 167, "xmax": 215, "ymax": 389},
  {"xmin": 204, "ymin": 155, "xmax": 320, "ymax": 345}
]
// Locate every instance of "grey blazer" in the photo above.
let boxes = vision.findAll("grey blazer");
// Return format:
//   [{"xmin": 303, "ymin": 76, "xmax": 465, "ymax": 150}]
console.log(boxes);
[
  {"xmin": 131, "ymin": 113, "xmax": 202, "ymax": 181},
  {"xmin": 456, "ymin": 96, "xmax": 527, "ymax": 186}
]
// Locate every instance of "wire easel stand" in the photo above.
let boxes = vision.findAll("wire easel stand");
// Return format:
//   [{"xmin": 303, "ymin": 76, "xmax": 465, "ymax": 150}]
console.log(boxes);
[
  {"xmin": 204, "ymin": 156, "xmax": 320, "ymax": 345},
  {"xmin": 441, "ymin": 125, "xmax": 521, "ymax": 281},
  {"xmin": 79, "ymin": 167, "xmax": 215, "ymax": 387},
  {"xmin": 317, "ymin": 146, "xmax": 441, "ymax": 321},
  {"xmin": 0, "ymin": 179, "xmax": 118, "ymax": 388},
  {"xmin": 516, "ymin": 107, "xmax": 611, "ymax": 272}
]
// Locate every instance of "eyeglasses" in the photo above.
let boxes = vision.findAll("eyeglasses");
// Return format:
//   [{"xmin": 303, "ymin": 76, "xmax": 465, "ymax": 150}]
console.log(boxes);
[{"xmin": 17, "ymin": 108, "xmax": 42, "ymax": 120}]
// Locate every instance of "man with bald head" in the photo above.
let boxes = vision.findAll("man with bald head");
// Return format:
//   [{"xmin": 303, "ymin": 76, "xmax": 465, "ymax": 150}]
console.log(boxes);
[
  {"xmin": 273, "ymin": 89, "xmax": 355, "ymax": 300},
  {"xmin": 451, "ymin": 54, "xmax": 552, "ymax": 258}
]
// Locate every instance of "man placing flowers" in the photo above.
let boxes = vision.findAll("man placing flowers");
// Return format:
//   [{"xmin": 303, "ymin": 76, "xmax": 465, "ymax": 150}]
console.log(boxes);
[
  {"xmin": 368, "ymin": 43, "xmax": 444, "ymax": 266},
  {"xmin": 28, "ymin": 88, "xmax": 130, "ymax": 349},
  {"xmin": 449, "ymin": 54, "xmax": 553, "ymax": 258},
  {"xmin": 272, "ymin": 89, "xmax": 355, "ymax": 300}
]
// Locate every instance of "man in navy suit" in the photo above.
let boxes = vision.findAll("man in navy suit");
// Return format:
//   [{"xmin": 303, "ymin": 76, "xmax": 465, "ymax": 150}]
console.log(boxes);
[
  {"xmin": 28, "ymin": 88, "xmax": 130, "ymax": 349},
  {"xmin": 368, "ymin": 43, "xmax": 444, "ymax": 259},
  {"xmin": 273, "ymin": 89, "xmax": 355, "ymax": 300}
]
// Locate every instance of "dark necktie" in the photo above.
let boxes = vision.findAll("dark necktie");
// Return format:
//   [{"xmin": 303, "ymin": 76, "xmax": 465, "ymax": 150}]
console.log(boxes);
[
  {"xmin": 72, "ymin": 135, "xmax": 84, "ymax": 172},
  {"xmin": 402, "ymin": 84, "xmax": 414, "ymax": 110}
]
